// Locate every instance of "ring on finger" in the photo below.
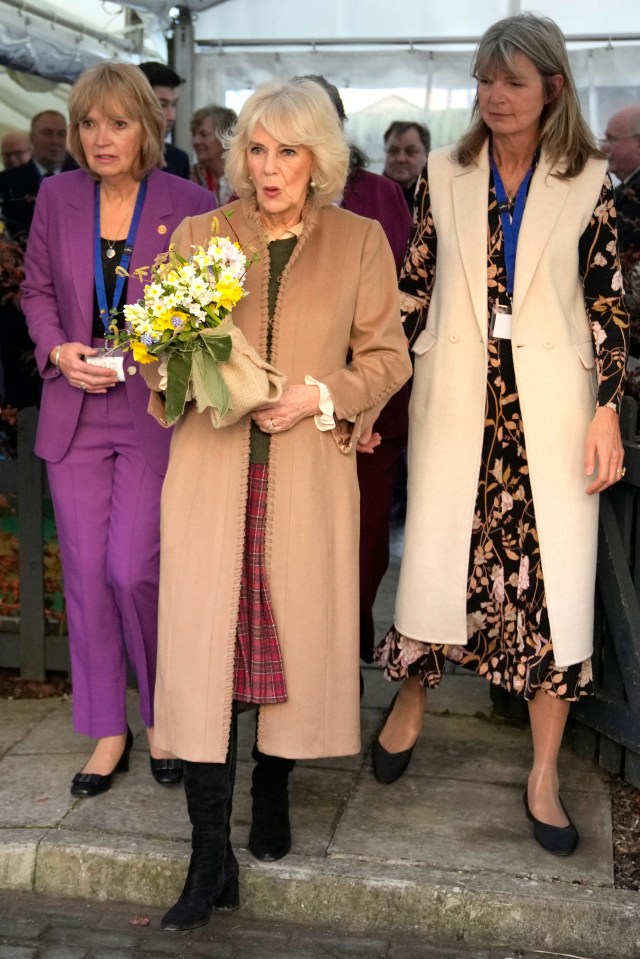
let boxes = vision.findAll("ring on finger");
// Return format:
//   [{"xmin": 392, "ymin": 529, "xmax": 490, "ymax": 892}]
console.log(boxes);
[
  {"xmin": 80, "ymin": 381, "xmax": 87, "ymax": 391},
  {"xmin": 617, "ymin": 466, "xmax": 626, "ymax": 478}
]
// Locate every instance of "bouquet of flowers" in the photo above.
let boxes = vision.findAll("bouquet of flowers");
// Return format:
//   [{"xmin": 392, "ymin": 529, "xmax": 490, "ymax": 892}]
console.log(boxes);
[{"xmin": 109, "ymin": 217, "xmax": 283, "ymax": 426}]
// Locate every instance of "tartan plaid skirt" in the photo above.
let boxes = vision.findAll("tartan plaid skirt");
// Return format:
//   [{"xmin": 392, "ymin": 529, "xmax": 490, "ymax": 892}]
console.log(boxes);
[{"xmin": 233, "ymin": 463, "xmax": 288, "ymax": 704}]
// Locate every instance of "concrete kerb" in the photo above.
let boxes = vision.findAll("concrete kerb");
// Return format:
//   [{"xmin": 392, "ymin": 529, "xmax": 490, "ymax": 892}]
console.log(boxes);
[{"xmin": 17, "ymin": 835, "xmax": 640, "ymax": 958}]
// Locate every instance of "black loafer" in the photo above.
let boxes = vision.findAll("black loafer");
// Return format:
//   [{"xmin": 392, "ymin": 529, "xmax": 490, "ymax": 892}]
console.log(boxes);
[
  {"xmin": 71, "ymin": 727, "xmax": 133, "ymax": 798},
  {"xmin": 371, "ymin": 693, "xmax": 417, "ymax": 785},
  {"xmin": 523, "ymin": 788, "xmax": 579, "ymax": 856},
  {"xmin": 150, "ymin": 757, "xmax": 183, "ymax": 785},
  {"xmin": 371, "ymin": 738, "xmax": 415, "ymax": 784}
]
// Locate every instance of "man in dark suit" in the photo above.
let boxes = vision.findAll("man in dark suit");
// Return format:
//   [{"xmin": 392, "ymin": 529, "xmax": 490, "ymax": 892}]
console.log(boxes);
[
  {"xmin": 602, "ymin": 105, "xmax": 640, "ymax": 390},
  {"xmin": 0, "ymin": 110, "xmax": 76, "ymax": 407},
  {"xmin": 138, "ymin": 62, "xmax": 191, "ymax": 179},
  {"xmin": 0, "ymin": 110, "xmax": 76, "ymax": 241}
]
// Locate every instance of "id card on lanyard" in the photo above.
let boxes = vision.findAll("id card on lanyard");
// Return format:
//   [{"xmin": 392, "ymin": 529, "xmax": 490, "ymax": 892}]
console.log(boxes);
[{"xmin": 489, "ymin": 150, "xmax": 533, "ymax": 339}]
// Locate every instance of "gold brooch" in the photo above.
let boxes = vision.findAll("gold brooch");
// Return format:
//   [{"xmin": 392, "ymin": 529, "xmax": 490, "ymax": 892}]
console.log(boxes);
[{"xmin": 157, "ymin": 225, "xmax": 167, "ymax": 235}]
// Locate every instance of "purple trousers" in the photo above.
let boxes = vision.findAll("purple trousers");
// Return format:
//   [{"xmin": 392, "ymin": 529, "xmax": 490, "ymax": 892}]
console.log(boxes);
[{"xmin": 46, "ymin": 382, "xmax": 165, "ymax": 738}]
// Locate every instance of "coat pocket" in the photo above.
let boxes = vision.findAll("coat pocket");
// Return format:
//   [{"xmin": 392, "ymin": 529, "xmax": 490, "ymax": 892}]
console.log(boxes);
[
  {"xmin": 412, "ymin": 329, "xmax": 437, "ymax": 356},
  {"xmin": 574, "ymin": 339, "xmax": 596, "ymax": 370}
]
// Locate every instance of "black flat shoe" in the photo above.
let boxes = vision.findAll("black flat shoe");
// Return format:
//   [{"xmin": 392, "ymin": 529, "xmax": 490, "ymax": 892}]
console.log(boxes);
[
  {"xmin": 150, "ymin": 757, "xmax": 183, "ymax": 785},
  {"xmin": 371, "ymin": 738, "xmax": 415, "ymax": 784},
  {"xmin": 523, "ymin": 788, "xmax": 579, "ymax": 856},
  {"xmin": 371, "ymin": 693, "xmax": 417, "ymax": 785},
  {"xmin": 71, "ymin": 727, "xmax": 134, "ymax": 798}
]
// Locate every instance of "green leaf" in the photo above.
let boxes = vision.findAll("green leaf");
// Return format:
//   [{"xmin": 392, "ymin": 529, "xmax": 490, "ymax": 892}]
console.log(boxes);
[
  {"xmin": 164, "ymin": 351, "xmax": 193, "ymax": 424},
  {"xmin": 198, "ymin": 330, "xmax": 232, "ymax": 363},
  {"xmin": 191, "ymin": 349, "xmax": 230, "ymax": 418}
]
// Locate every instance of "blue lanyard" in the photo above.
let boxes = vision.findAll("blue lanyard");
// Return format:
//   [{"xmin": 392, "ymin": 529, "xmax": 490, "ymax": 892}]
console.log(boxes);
[
  {"xmin": 489, "ymin": 150, "xmax": 533, "ymax": 299},
  {"xmin": 94, "ymin": 180, "xmax": 147, "ymax": 334}
]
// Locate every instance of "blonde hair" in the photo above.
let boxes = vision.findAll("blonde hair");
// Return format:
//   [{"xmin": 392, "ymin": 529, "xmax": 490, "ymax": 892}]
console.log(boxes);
[
  {"xmin": 190, "ymin": 104, "xmax": 237, "ymax": 137},
  {"xmin": 224, "ymin": 78, "xmax": 349, "ymax": 206},
  {"xmin": 454, "ymin": 13, "xmax": 603, "ymax": 178},
  {"xmin": 68, "ymin": 62, "xmax": 165, "ymax": 180}
]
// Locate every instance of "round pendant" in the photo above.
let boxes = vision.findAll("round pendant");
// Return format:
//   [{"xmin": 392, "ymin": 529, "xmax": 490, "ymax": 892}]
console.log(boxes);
[{"xmin": 106, "ymin": 248, "xmax": 116, "ymax": 259}]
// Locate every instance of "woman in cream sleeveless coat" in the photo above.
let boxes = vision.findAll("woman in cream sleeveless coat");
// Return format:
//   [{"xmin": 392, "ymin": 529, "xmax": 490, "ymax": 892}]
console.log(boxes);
[{"xmin": 373, "ymin": 14, "xmax": 628, "ymax": 858}]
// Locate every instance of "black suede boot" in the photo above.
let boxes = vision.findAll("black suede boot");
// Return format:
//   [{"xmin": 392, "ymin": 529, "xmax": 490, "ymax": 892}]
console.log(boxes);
[
  {"xmin": 248, "ymin": 745, "xmax": 295, "ymax": 861},
  {"xmin": 161, "ymin": 712, "xmax": 239, "ymax": 932}
]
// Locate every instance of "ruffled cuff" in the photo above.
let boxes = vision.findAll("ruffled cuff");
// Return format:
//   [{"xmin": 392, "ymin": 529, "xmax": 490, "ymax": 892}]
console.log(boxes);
[{"xmin": 304, "ymin": 375, "xmax": 335, "ymax": 431}]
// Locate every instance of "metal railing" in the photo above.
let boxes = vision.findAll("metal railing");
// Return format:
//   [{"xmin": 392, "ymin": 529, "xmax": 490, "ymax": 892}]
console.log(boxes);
[{"xmin": 572, "ymin": 396, "xmax": 640, "ymax": 786}]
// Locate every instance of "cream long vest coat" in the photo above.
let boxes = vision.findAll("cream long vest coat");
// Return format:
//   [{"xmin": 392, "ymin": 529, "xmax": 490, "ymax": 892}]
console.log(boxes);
[
  {"xmin": 152, "ymin": 199, "xmax": 412, "ymax": 763},
  {"xmin": 395, "ymin": 143, "xmax": 608, "ymax": 669}
]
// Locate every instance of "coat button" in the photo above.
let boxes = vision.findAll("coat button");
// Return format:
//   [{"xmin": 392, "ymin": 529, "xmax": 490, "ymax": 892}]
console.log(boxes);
[
  {"xmin": 543, "ymin": 339, "xmax": 554, "ymax": 349},
  {"xmin": 127, "ymin": 366, "xmax": 137, "ymax": 376},
  {"xmin": 449, "ymin": 333, "xmax": 460, "ymax": 343}
]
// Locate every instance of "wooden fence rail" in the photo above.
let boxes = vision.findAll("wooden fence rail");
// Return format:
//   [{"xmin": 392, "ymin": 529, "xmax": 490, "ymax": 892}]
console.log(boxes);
[{"xmin": 0, "ymin": 407, "xmax": 68, "ymax": 678}]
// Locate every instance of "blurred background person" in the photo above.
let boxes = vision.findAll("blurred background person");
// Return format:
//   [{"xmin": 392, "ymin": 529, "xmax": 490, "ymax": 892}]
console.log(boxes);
[
  {"xmin": 0, "ymin": 115, "xmax": 72, "ymax": 408},
  {"xmin": 0, "ymin": 110, "xmax": 76, "ymax": 241},
  {"xmin": 1, "ymin": 131, "xmax": 32, "ymax": 171},
  {"xmin": 373, "ymin": 13, "xmax": 628, "ymax": 859},
  {"xmin": 302, "ymin": 74, "xmax": 412, "ymax": 682},
  {"xmin": 138, "ymin": 61, "xmax": 191, "ymax": 179},
  {"xmin": 190, "ymin": 104, "xmax": 238, "ymax": 205},
  {"xmin": 601, "ymin": 105, "xmax": 640, "ymax": 393},
  {"xmin": 21, "ymin": 62, "xmax": 215, "ymax": 799},
  {"xmin": 383, "ymin": 120, "xmax": 430, "ymax": 211},
  {"xmin": 151, "ymin": 77, "xmax": 411, "ymax": 932}
]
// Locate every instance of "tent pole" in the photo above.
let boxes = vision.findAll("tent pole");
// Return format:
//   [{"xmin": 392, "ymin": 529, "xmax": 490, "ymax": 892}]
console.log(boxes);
[{"xmin": 171, "ymin": 6, "xmax": 195, "ymax": 157}]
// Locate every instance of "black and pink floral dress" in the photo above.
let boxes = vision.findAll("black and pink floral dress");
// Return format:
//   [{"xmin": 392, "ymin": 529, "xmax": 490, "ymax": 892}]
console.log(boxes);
[{"xmin": 375, "ymin": 161, "xmax": 629, "ymax": 701}]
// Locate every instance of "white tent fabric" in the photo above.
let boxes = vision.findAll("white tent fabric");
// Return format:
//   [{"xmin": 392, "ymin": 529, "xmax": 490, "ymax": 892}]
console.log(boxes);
[
  {"xmin": 188, "ymin": 0, "xmax": 640, "ymax": 164},
  {"xmin": 1, "ymin": 1, "xmax": 639, "ymax": 166},
  {"xmin": 0, "ymin": 0, "xmax": 165, "ymax": 143}
]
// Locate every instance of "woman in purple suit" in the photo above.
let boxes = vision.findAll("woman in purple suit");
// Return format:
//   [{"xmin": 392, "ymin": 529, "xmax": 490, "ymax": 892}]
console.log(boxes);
[{"xmin": 22, "ymin": 62, "xmax": 215, "ymax": 797}]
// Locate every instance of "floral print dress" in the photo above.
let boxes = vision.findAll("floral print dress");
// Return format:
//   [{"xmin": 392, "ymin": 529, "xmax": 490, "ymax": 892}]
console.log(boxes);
[{"xmin": 375, "ymin": 162, "xmax": 629, "ymax": 701}]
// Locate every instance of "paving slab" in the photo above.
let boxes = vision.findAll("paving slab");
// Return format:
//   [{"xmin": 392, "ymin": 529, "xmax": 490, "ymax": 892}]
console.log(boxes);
[
  {"xmin": 8, "ymin": 692, "xmax": 148, "ymax": 757},
  {"xmin": 330, "ymin": 774, "xmax": 613, "ymax": 886},
  {"xmin": 0, "ymin": 755, "xmax": 80, "ymax": 828},
  {"xmin": 0, "ymin": 700, "xmax": 61, "ymax": 757}
]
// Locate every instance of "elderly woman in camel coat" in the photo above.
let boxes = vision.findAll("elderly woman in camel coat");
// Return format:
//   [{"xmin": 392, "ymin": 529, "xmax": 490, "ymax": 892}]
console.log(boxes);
[{"xmin": 149, "ymin": 78, "xmax": 412, "ymax": 933}]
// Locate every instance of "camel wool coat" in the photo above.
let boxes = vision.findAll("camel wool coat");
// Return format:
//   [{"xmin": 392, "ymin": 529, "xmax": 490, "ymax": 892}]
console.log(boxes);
[
  {"xmin": 152, "ymin": 199, "xmax": 412, "ymax": 763},
  {"xmin": 395, "ymin": 144, "xmax": 609, "ymax": 668}
]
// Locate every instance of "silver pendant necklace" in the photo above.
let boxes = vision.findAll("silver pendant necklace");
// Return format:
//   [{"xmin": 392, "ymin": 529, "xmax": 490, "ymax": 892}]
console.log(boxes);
[{"xmin": 103, "ymin": 200, "xmax": 135, "ymax": 260}]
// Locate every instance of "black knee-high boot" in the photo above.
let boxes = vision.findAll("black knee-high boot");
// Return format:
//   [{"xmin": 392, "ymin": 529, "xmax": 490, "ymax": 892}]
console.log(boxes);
[
  {"xmin": 248, "ymin": 745, "xmax": 295, "ymax": 862},
  {"xmin": 161, "ymin": 711, "xmax": 239, "ymax": 932}
]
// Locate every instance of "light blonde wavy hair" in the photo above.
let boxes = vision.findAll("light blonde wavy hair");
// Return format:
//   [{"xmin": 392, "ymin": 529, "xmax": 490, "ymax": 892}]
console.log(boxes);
[
  {"xmin": 224, "ymin": 78, "xmax": 349, "ymax": 206},
  {"xmin": 454, "ymin": 13, "xmax": 603, "ymax": 178}
]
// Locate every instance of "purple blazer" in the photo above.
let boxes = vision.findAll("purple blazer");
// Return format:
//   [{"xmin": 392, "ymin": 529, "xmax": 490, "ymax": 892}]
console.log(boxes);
[
  {"xmin": 21, "ymin": 167, "xmax": 216, "ymax": 474},
  {"xmin": 343, "ymin": 167, "xmax": 412, "ymax": 439},
  {"xmin": 342, "ymin": 168, "xmax": 411, "ymax": 274}
]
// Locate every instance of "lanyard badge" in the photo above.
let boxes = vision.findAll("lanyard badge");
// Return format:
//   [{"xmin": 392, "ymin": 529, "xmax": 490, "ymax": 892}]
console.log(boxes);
[{"xmin": 489, "ymin": 149, "xmax": 534, "ymax": 340}]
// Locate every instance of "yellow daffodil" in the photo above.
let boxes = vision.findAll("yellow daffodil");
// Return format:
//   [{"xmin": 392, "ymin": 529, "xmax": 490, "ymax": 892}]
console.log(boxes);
[{"xmin": 130, "ymin": 341, "xmax": 157, "ymax": 364}]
